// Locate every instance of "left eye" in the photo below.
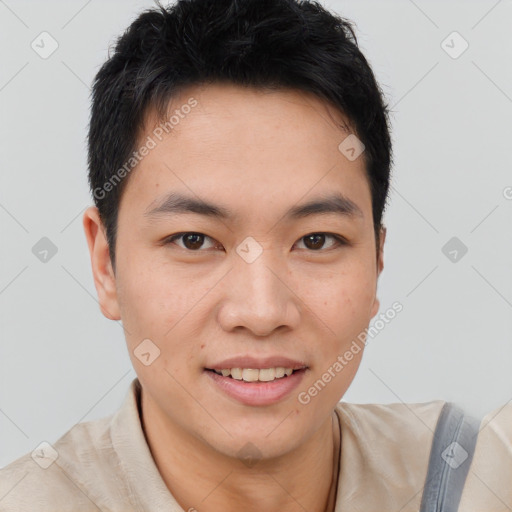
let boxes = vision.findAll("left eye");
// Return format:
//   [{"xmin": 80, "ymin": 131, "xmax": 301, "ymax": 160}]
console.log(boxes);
[
  {"xmin": 295, "ymin": 233, "xmax": 346, "ymax": 251},
  {"xmin": 163, "ymin": 232, "xmax": 346, "ymax": 251}
]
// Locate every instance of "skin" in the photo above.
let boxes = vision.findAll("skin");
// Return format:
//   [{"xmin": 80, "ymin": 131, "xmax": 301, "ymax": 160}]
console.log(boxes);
[{"xmin": 83, "ymin": 82, "xmax": 386, "ymax": 512}]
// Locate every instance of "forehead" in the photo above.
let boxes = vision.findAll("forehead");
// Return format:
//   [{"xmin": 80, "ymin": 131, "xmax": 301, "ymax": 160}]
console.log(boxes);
[
  {"xmin": 142, "ymin": 82, "xmax": 353, "ymax": 135},
  {"xmin": 120, "ymin": 83, "xmax": 372, "ymax": 225}
]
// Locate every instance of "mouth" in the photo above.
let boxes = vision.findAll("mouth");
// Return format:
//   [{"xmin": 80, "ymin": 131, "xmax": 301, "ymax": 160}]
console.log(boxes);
[
  {"xmin": 203, "ymin": 362, "xmax": 309, "ymax": 406},
  {"xmin": 205, "ymin": 366, "xmax": 307, "ymax": 382}
]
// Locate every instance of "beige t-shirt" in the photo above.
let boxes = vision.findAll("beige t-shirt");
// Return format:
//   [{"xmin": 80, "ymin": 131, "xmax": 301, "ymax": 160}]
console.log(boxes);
[
  {"xmin": 0, "ymin": 378, "xmax": 509, "ymax": 511},
  {"xmin": 459, "ymin": 401, "xmax": 512, "ymax": 511}
]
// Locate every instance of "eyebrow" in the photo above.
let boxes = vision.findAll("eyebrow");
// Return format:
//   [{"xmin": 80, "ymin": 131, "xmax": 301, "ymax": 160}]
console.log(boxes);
[{"xmin": 144, "ymin": 191, "xmax": 364, "ymax": 222}]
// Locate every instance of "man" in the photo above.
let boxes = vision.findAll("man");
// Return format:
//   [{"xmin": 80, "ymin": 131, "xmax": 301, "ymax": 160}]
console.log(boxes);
[{"xmin": 0, "ymin": 0, "xmax": 509, "ymax": 511}]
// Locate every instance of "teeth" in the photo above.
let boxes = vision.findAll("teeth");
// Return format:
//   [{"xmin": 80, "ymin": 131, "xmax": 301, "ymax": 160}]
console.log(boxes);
[
  {"xmin": 242, "ymin": 369, "xmax": 259, "ymax": 382},
  {"xmin": 258, "ymin": 368, "xmax": 276, "ymax": 381},
  {"xmin": 231, "ymin": 368, "xmax": 243, "ymax": 380},
  {"xmin": 211, "ymin": 367, "xmax": 299, "ymax": 382}
]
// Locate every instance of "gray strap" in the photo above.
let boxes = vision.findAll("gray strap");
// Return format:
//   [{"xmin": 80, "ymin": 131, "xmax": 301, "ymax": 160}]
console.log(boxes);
[{"xmin": 420, "ymin": 402, "xmax": 480, "ymax": 512}]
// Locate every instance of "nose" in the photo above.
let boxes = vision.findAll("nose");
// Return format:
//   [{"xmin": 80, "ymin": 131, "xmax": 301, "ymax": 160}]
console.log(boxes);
[{"xmin": 216, "ymin": 251, "xmax": 301, "ymax": 337}]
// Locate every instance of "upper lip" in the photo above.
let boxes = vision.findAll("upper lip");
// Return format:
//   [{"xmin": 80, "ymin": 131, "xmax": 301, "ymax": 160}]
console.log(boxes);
[{"xmin": 206, "ymin": 356, "xmax": 308, "ymax": 370}]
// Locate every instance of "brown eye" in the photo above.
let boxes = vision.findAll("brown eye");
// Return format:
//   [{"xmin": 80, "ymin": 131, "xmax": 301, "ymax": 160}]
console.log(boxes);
[
  {"xmin": 296, "ymin": 233, "xmax": 345, "ymax": 251},
  {"xmin": 164, "ymin": 232, "xmax": 217, "ymax": 251}
]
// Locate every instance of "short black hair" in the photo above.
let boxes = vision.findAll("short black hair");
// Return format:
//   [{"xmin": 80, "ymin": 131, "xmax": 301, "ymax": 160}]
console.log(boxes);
[{"xmin": 87, "ymin": 0, "xmax": 393, "ymax": 272}]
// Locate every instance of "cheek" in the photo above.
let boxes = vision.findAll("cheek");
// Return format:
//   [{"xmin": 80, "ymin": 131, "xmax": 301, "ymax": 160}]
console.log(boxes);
[
  {"xmin": 309, "ymin": 265, "xmax": 377, "ymax": 335},
  {"xmin": 300, "ymin": 276, "xmax": 372, "ymax": 405},
  {"xmin": 116, "ymin": 244, "xmax": 179, "ymax": 310},
  {"xmin": 114, "ymin": 253, "xmax": 177, "ymax": 344},
  {"xmin": 303, "ymin": 271, "xmax": 376, "ymax": 398},
  {"xmin": 115, "ymin": 256, "xmax": 206, "ymax": 370}
]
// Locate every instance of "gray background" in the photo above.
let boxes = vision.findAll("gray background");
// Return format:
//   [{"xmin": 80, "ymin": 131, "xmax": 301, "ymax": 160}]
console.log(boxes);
[{"xmin": 1, "ymin": 0, "xmax": 511, "ymax": 468}]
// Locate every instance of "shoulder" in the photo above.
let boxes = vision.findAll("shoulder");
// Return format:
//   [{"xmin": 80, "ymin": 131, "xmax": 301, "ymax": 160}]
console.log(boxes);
[
  {"xmin": 459, "ymin": 402, "xmax": 512, "ymax": 511},
  {"xmin": 481, "ymin": 401, "xmax": 512, "ymax": 442},
  {"xmin": 0, "ymin": 413, "xmax": 118, "ymax": 512},
  {"xmin": 335, "ymin": 399, "xmax": 447, "ymax": 444},
  {"xmin": 333, "ymin": 400, "xmax": 447, "ymax": 511}
]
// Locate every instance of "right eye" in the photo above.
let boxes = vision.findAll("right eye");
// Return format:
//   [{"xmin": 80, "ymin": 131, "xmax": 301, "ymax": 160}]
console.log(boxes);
[{"xmin": 162, "ymin": 232, "xmax": 221, "ymax": 251}]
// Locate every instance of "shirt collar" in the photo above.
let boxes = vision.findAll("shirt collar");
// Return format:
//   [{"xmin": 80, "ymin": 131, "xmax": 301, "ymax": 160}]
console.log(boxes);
[{"xmin": 110, "ymin": 377, "xmax": 185, "ymax": 511}]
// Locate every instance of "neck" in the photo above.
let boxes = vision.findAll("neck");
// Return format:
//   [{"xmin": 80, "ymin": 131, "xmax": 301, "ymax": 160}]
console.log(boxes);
[{"xmin": 140, "ymin": 391, "xmax": 341, "ymax": 512}]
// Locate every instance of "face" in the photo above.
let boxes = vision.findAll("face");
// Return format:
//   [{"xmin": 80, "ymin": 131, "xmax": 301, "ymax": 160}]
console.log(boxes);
[{"xmin": 84, "ymin": 82, "xmax": 385, "ymax": 461}]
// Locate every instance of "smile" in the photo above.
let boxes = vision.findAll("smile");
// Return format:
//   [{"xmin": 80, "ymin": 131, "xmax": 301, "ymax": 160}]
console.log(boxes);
[
  {"xmin": 206, "ymin": 367, "xmax": 301, "ymax": 382},
  {"xmin": 204, "ymin": 367, "xmax": 308, "ymax": 406}
]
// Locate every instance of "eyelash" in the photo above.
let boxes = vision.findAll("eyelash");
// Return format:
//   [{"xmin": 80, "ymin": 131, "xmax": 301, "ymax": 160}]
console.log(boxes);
[{"xmin": 162, "ymin": 232, "xmax": 348, "ymax": 252}]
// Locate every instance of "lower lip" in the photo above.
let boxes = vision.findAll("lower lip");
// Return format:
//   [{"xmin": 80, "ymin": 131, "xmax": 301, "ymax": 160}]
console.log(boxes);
[{"xmin": 205, "ymin": 369, "xmax": 307, "ymax": 406}]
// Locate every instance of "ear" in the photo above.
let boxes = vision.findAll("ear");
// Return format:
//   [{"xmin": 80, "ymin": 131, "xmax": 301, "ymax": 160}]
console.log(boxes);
[
  {"xmin": 370, "ymin": 225, "xmax": 386, "ymax": 318},
  {"xmin": 82, "ymin": 206, "xmax": 121, "ymax": 321}
]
